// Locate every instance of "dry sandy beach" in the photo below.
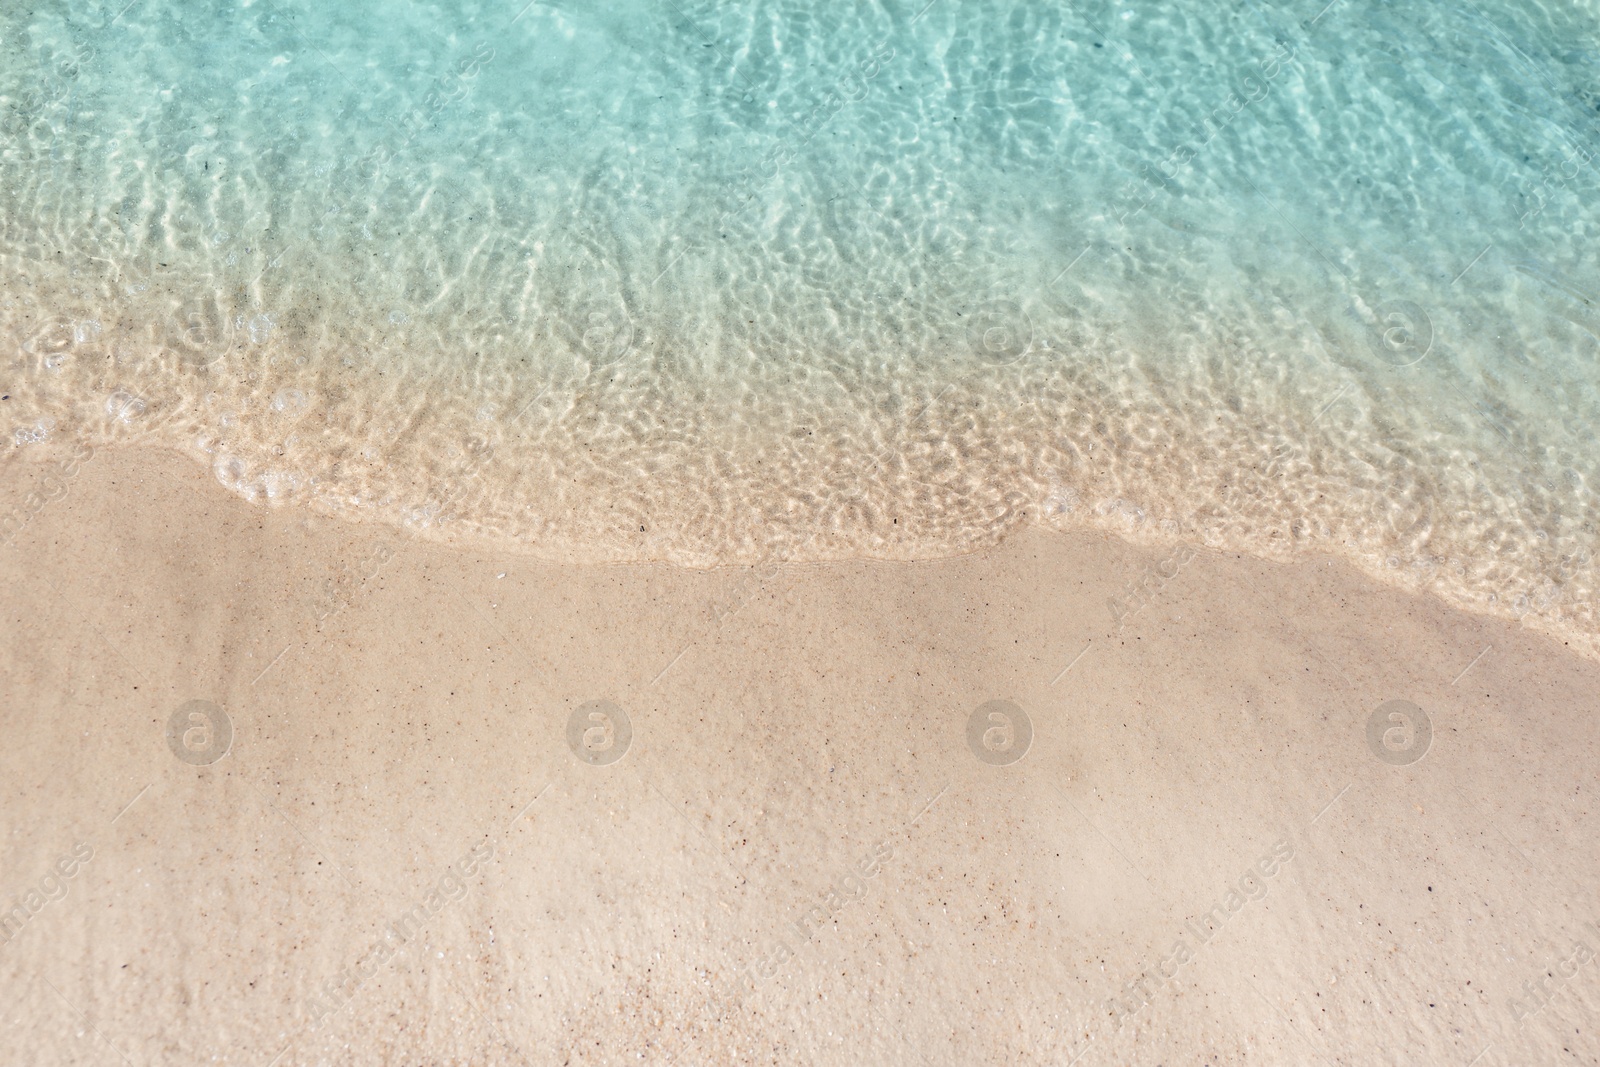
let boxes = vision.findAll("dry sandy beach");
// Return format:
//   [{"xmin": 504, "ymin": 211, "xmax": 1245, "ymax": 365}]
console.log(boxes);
[{"xmin": 2, "ymin": 444, "xmax": 1597, "ymax": 1066}]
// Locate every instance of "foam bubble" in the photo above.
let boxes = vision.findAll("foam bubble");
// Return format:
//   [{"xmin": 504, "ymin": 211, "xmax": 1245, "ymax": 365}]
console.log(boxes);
[{"xmin": 106, "ymin": 391, "xmax": 146, "ymax": 423}]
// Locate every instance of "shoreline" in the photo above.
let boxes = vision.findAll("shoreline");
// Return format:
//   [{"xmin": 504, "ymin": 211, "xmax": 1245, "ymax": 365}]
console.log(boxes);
[
  {"xmin": 3, "ymin": 443, "xmax": 1597, "ymax": 1064},
  {"xmin": 7, "ymin": 437, "xmax": 1595, "ymax": 664}
]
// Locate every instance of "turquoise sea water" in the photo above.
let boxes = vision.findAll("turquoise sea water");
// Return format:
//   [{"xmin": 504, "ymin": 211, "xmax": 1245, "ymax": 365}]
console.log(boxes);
[{"xmin": 3, "ymin": 0, "xmax": 1599, "ymax": 647}]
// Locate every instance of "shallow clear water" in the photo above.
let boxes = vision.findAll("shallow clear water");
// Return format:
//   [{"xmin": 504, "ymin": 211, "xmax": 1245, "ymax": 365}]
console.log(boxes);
[{"xmin": 3, "ymin": 0, "xmax": 1600, "ymax": 647}]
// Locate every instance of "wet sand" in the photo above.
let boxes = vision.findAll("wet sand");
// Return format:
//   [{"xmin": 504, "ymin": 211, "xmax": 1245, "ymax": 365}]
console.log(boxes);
[{"xmin": 2, "ymin": 444, "xmax": 1597, "ymax": 1066}]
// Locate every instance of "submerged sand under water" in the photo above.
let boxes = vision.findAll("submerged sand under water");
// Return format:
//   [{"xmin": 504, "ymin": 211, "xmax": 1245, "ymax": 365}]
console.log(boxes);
[{"xmin": 4, "ymin": 0, "xmax": 1600, "ymax": 654}]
